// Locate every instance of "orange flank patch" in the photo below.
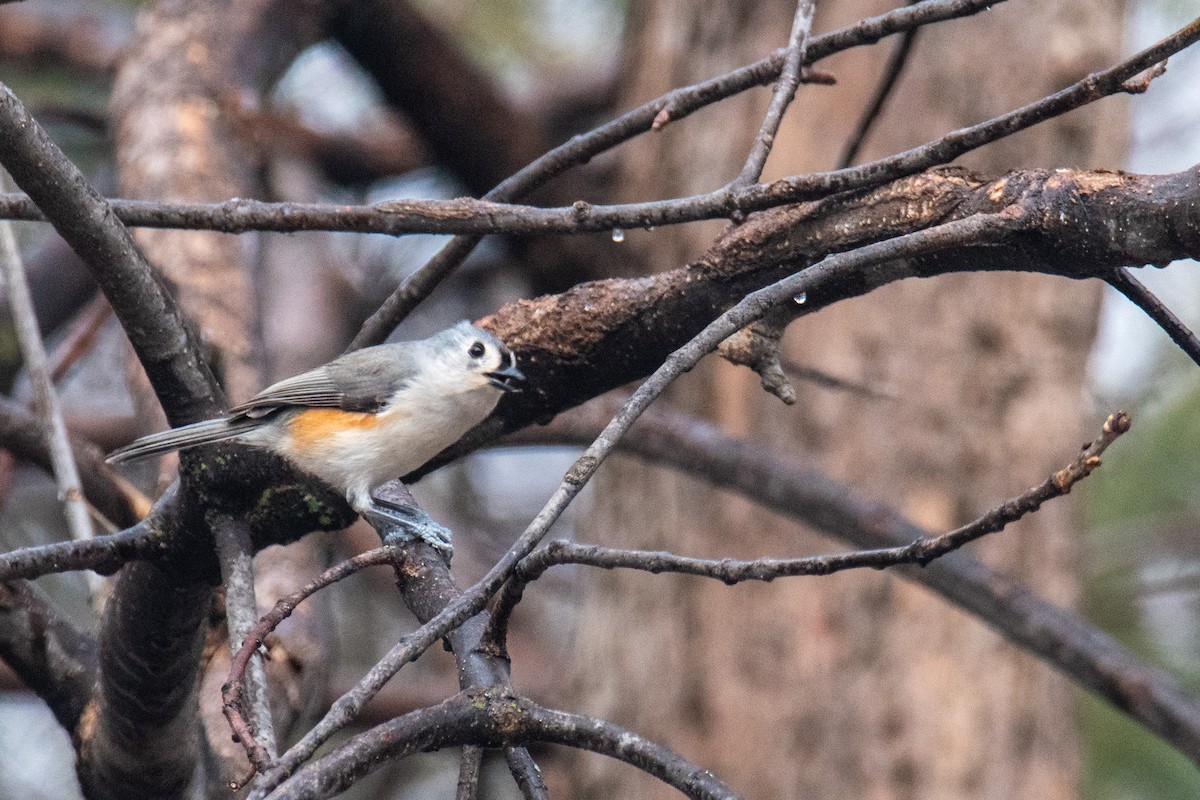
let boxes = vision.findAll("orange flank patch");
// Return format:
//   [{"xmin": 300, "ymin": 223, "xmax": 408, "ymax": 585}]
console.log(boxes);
[{"xmin": 288, "ymin": 408, "xmax": 382, "ymax": 447}]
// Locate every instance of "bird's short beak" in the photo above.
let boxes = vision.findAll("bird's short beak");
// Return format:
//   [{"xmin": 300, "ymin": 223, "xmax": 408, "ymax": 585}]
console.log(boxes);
[{"xmin": 486, "ymin": 362, "xmax": 525, "ymax": 393}]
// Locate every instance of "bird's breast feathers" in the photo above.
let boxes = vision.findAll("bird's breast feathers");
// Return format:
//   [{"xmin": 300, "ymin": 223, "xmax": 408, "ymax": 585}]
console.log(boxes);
[{"xmin": 277, "ymin": 385, "xmax": 501, "ymax": 494}]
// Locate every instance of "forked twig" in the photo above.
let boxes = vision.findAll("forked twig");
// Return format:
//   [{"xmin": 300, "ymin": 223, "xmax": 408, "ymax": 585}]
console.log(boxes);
[{"xmin": 485, "ymin": 411, "xmax": 1131, "ymax": 648}]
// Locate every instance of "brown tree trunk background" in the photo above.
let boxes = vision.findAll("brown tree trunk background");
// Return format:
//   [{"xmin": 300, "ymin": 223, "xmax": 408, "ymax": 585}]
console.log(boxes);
[{"xmin": 567, "ymin": 1, "xmax": 1125, "ymax": 798}]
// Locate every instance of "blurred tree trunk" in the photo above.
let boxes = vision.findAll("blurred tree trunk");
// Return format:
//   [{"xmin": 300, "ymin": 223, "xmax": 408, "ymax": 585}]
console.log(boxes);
[{"xmin": 569, "ymin": 1, "xmax": 1125, "ymax": 798}]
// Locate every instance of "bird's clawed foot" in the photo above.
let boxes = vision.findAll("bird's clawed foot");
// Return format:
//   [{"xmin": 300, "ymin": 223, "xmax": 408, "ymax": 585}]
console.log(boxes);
[{"xmin": 363, "ymin": 490, "xmax": 453, "ymax": 556}]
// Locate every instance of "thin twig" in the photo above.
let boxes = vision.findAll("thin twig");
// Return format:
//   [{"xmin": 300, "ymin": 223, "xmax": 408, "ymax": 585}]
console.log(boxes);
[
  {"xmin": 210, "ymin": 512, "xmax": 278, "ymax": 760},
  {"xmin": 838, "ymin": 0, "xmax": 922, "ymax": 168},
  {"xmin": 0, "ymin": 6, "xmax": 1181, "ymax": 253},
  {"xmin": 1108, "ymin": 267, "xmax": 1200, "ymax": 368},
  {"xmin": 782, "ymin": 358, "xmax": 892, "ymax": 399},
  {"xmin": 455, "ymin": 746, "xmax": 483, "ymax": 800},
  {"xmin": 223, "ymin": 546, "xmax": 399, "ymax": 773},
  {"xmin": 47, "ymin": 293, "xmax": 113, "ymax": 384},
  {"xmin": 505, "ymin": 747, "xmax": 550, "ymax": 800},
  {"xmin": 733, "ymin": 0, "xmax": 816, "ymax": 187},
  {"xmin": 0, "ymin": 5, "xmax": 1184, "ymax": 250},
  {"xmin": 0, "ymin": 205, "xmax": 99, "ymax": 600},
  {"xmin": 0, "ymin": 521, "xmax": 166, "ymax": 581},
  {"xmin": 487, "ymin": 412, "xmax": 1130, "ymax": 647}
]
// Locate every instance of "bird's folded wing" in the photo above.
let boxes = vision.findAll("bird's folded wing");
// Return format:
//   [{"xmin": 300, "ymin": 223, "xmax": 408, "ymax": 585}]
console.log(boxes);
[{"xmin": 228, "ymin": 368, "xmax": 346, "ymax": 414}]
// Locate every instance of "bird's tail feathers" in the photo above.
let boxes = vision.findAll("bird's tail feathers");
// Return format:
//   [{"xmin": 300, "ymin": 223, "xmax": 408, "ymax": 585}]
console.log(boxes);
[{"xmin": 106, "ymin": 417, "xmax": 261, "ymax": 464}]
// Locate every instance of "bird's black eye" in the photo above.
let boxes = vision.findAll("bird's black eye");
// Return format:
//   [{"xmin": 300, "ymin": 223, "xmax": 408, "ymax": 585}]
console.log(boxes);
[{"xmin": 468, "ymin": 341, "xmax": 486, "ymax": 359}]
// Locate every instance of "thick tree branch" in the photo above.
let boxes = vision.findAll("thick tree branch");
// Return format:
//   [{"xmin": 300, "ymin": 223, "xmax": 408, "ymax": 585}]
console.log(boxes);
[
  {"xmin": 419, "ymin": 167, "xmax": 1195, "ymax": 474},
  {"xmin": 455, "ymin": 746, "xmax": 483, "ymax": 800},
  {"xmin": 251, "ymin": 211, "xmax": 1022, "ymax": 791},
  {"xmin": 0, "ymin": 580, "xmax": 97, "ymax": 731},
  {"xmin": 348, "ymin": 0, "xmax": 1007, "ymax": 347},
  {"xmin": 76, "ymin": 560, "xmax": 212, "ymax": 800}
]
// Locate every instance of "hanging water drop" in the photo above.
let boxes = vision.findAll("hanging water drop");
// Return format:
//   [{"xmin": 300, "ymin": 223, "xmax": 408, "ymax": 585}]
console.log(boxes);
[
  {"xmin": 793, "ymin": 292, "xmax": 807, "ymax": 304},
  {"xmin": 611, "ymin": 228, "xmax": 626, "ymax": 243}
]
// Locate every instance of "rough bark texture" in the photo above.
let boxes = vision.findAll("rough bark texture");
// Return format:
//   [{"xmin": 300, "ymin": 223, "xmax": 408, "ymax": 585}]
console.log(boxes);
[
  {"xmin": 567, "ymin": 1, "xmax": 1124, "ymax": 798},
  {"xmin": 81, "ymin": 2, "xmax": 333, "ymax": 797}
]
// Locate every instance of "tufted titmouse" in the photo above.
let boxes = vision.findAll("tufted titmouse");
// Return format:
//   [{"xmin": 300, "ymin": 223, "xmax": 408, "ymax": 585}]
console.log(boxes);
[{"xmin": 107, "ymin": 321, "xmax": 524, "ymax": 549}]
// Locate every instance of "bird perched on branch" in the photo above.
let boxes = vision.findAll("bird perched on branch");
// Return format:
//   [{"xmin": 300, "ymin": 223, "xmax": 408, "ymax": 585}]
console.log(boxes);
[{"xmin": 107, "ymin": 321, "xmax": 525, "ymax": 551}]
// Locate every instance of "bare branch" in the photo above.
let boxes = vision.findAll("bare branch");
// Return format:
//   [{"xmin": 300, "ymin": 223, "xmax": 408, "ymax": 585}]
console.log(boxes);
[
  {"xmin": 47, "ymin": 293, "xmax": 112, "ymax": 384},
  {"xmin": 0, "ymin": 82, "xmax": 222, "ymax": 425},
  {"xmin": 0, "ymin": 579, "xmax": 96, "ymax": 731},
  {"xmin": 0, "ymin": 9, "xmax": 1184, "ymax": 248},
  {"xmin": 733, "ymin": 0, "xmax": 816, "ymax": 187},
  {"xmin": 0, "ymin": 394, "xmax": 140, "ymax": 530},
  {"xmin": 505, "ymin": 747, "xmax": 550, "ymax": 800},
  {"xmin": 1108, "ymin": 267, "xmax": 1200, "ymax": 368},
  {"xmin": 225, "ymin": 546, "xmax": 399, "ymax": 773},
  {"xmin": 210, "ymin": 512, "xmax": 277, "ymax": 760},
  {"xmin": 349, "ymin": 0, "xmax": 1007, "ymax": 347},
  {"xmin": 0, "ymin": 212, "xmax": 96, "ymax": 581},
  {"xmin": 455, "ymin": 746, "xmax": 483, "ymax": 800},
  {"xmin": 838, "ymin": 0, "xmax": 922, "ymax": 168},
  {"xmin": 332, "ymin": 0, "xmax": 546, "ymax": 196},
  {"xmin": 0, "ymin": 520, "xmax": 164, "ymax": 581},
  {"xmin": 506, "ymin": 399, "xmax": 1200, "ymax": 764},
  {"xmin": 269, "ymin": 689, "xmax": 739, "ymax": 800},
  {"xmin": 252, "ymin": 210, "xmax": 1025, "ymax": 791},
  {"xmin": 76, "ymin": 560, "xmax": 212, "ymax": 800},
  {"xmin": 488, "ymin": 412, "xmax": 1129, "ymax": 648}
]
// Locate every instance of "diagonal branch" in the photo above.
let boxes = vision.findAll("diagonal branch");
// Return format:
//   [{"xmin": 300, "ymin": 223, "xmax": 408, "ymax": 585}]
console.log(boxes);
[
  {"xmin": 0, "ymin": 391, "xmax": 140, "ymax": 531},
  {"xmin": 733, "ymin": 0, "xmax": 816, "ymax": 187},
  {"xmin": 486, "ymin": 411, "xmax": 1129, "ymax": 650},
  {"xmin": 251, "ymin": 210, "xmax": 1027, "ymax": 791},
  {"xmin": 268, "ymin": 689, "xmax": 740, "ymax": 800},
  {"xmin": 1108, "ymin": 266, "xmax": 1200, "ymax": 368},
  {"xmin": 0, "ymin": 579, "xmax": 97, "ymax": 731},
  {"xmin": 504, "ymin": 398, "xmax": 1200, "ymax": 765},
  {"xmin": 838, "ymin": 0, "xmax": 922, "ymax": 168},
  {"xmin": 0, "ymin": 83, "xmax": 222, "ymax": 426},
  {"xmin": 0, "ymin": 212, "xmax": 96, "ymax": 571},
  {"xmin": 332, "ymin": 0, "xmax": 547, "ymax": 197}
]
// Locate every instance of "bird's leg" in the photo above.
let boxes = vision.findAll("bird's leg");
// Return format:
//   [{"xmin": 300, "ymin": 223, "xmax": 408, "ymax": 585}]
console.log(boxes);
[{"xmin": 363, "ymin": 480, "xmax": 453, "ymax": 555}]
